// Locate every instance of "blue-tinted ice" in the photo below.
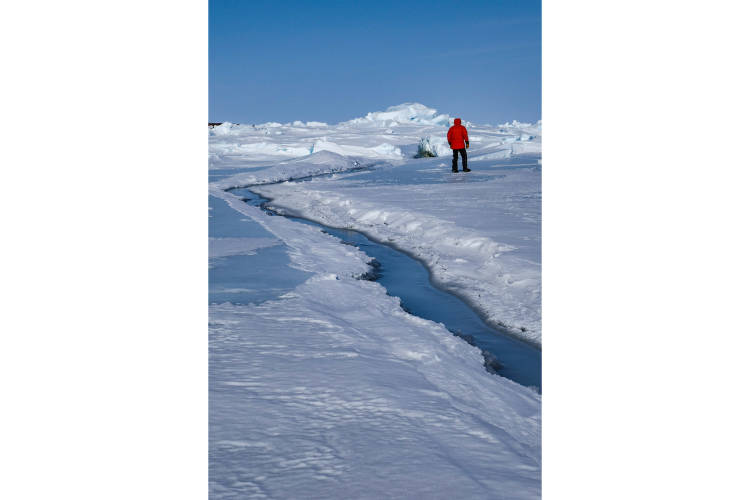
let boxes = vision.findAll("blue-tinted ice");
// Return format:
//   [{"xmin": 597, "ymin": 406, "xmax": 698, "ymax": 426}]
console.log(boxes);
[{"xmin": 209, "ymin": 193, "xmax": 312, "ymax": 305}]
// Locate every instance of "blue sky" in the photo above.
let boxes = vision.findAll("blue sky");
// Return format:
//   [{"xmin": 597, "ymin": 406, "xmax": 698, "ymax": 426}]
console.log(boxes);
[{"xmin": 210, "ymin": 0, "xmax": 540, "ymax": 125}]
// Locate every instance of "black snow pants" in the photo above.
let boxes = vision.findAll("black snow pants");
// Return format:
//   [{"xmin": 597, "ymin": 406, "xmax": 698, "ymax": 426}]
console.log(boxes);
[{"xmin": 452, "ymin": 148, "xmax": 468, "ymax": 170}]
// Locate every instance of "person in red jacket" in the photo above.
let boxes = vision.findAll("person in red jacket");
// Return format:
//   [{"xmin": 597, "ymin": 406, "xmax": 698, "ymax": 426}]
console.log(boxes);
[{"xmin": 447, "ymin": 118, "xmax": 471, "ymax": 172}]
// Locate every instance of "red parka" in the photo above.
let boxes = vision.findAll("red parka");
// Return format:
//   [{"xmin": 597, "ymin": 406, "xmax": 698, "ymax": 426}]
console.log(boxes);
[{"xmin": 447, "ymin": 118, "xmax": 469, "ymax": 149}]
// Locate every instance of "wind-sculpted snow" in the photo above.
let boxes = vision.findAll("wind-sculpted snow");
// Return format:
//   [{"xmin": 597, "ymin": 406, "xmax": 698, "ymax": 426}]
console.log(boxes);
[{"xmin": 210, "ymin": 274, "xmax": 541, "ymax": 499}]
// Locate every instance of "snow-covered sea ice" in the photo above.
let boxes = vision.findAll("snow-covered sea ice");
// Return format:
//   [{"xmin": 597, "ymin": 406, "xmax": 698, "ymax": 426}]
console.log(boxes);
[{"xmin": 209, "ymin": 103, "xmax": 542, "ymax": 499}]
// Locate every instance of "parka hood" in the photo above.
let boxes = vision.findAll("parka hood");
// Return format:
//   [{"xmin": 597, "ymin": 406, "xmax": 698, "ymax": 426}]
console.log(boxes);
[{"xmin": 454, "ymin": 118, "xmax": 461, "ymax": 125}]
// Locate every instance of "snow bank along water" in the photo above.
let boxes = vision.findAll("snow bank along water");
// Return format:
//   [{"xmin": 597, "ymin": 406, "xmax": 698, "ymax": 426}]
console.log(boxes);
[
  {"xmin": 229, "ymin": 187, "xmax": 541, "ymax": 391},
  {"xmin": 253, "ymin": 164, "xmax": 541, "ymax": 345}
]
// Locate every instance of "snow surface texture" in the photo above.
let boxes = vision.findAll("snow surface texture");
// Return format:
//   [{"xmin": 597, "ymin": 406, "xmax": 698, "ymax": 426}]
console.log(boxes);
[
  {"xmin": 209, "ymin": 103, "xmax": 541, "ymax": 498},
  {"xmin": 211, "ymin": 277, "xmax": 540, "ymax": 499}
]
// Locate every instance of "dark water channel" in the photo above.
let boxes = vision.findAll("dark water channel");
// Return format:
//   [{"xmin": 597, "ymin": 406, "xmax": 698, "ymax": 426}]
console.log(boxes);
[{"xmin": 228, "ymin": 187, "xmax": 541, "ymax": 392}]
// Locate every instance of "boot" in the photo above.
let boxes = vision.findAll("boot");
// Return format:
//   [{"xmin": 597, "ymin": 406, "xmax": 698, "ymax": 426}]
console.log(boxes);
[{"xmin": 462, "ymin": 167, "xmax": 471, "ymax": 172}]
